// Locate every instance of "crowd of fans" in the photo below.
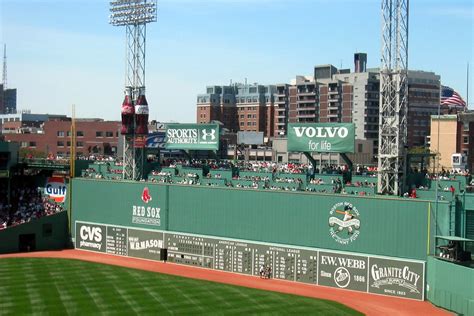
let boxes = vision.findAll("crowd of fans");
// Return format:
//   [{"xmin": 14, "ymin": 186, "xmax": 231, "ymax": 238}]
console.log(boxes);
[
  {"xmin": 79, "ymin": 157, "xmax": 474, "ymax": 199},
  {"xmin": 0, "ymin": 180, "xmax": 65, "ymax": 230}
]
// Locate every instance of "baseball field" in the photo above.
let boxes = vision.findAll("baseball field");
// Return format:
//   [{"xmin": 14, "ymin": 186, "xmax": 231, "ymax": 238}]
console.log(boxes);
[{"xmin": 0, "ymin": 257, "xmax": 361, "ymax": 315}]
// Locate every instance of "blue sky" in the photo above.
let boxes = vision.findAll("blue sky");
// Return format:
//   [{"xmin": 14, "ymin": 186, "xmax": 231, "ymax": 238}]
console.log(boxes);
[{"xmin": 1, "ymin": 0, "xmax": 473, "ymax": 122}]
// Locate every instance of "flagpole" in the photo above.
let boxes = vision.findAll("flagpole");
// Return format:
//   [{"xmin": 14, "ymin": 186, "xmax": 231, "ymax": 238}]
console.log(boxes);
[{"xmin": 467, "ymin": 62, "xmax": 470, "ymax": 109}]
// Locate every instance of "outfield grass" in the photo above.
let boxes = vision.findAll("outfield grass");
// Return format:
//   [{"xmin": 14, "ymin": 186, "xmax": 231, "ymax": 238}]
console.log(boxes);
[{"xmin": 0, "ymin": 258, "xmax": 361, "ymax": 315}]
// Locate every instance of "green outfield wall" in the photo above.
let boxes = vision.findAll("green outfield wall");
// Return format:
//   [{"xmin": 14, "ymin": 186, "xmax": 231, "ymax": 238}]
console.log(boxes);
[
  {"xmin": 71, "ymin": 179, "xmax": 445, "ymax": 261},
  {"xmin": 426, "ymin": 257, "xmax": 474, "ymax": 316},
  {"xmin": 0, "ymin": 212, "xmax": 68, "ymax": 254}
]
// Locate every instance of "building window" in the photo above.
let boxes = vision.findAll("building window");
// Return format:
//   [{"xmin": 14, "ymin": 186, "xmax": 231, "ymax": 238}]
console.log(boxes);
[
  {"xmin": 247, "ymin": 114, "xmax": 252, "ymax": 118},
  {"xmin": 67, "ymin": 131, "xmax": 71, "ymax": 137},
  {"xmin": 57, "ymin": 141, "xmax": 64, "ymax": 147},
  {"xmin": 20, "ymin": 142, "xmax": 28, "ymax": 148},
  {"xmin": 464, "ymin": 123, "xmax": 470, "ymax": 131},
  {"xmin": 67, "ymin": 141, "xmax": 71, "ymax": 147},
  {"xmin": 358, "ymin": 143, "xmax": 363, "ymax": 153},
  {"xmin": 77, "ymin": 141, "xmax": 84, "ymax": 147},
  {"xmin": 57, "ymin": 131, "xmax": 65, "ymax": 137},
  {"xmin": 106, "ymin": 131, "xmax": 113, "ymax": 137},
  {"xmin": 247, "ymin": 122, "xmax": 251, "ymax": 126},
  {"xmin": 240, "ymin": 122, "xmax": 244, "ymax": 126},
  {"xmin": 96, "ymin": 131, "xmax": 103, "ymax": 137},
  {"xmin": 463, "ymin": 136, "xmax": 469, "ymax": 144},
  {"xmin": 77, "ymin": 131, "xmax": 84, "ymax": 137},
  {"xmin": 29, "ymin": 142, "xmax": 36, "ymax": 148}
]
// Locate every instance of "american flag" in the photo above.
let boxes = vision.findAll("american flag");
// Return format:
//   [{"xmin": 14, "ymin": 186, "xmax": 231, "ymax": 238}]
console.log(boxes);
[{"xmin": 441, "ymin": 85, "xmax": 467, "ymax": 107}]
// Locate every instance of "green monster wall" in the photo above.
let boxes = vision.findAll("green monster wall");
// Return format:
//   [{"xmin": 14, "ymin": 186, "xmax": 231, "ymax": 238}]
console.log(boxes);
[
  {"xmin": 427, "ymin": 257, "xmax": 474, "ymax": 315},
  {"xmin": 71, "ymin": 179, "xmax": 445, "ymax": 261},
  {"xmin": 0, "ymin": 212, "xmax": 69, "ymax": 254}
]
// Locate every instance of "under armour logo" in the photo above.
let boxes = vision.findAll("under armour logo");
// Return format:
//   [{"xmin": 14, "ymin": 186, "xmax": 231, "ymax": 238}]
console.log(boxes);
[{"xmin": 202, "ymin": 129, "xmax": 216, "ymax": 140}]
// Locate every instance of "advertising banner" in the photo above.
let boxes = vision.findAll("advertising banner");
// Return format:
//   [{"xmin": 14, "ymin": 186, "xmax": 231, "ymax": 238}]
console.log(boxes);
[
  {"xmin": 127, "ymin": 229, "xmax": 164, "ymax": 260},
  {"xmin": 287, "ymin": 123, "xmax": 355, "ymax": 153},
  {"xmin": 237, "ymin": 131, "xmax": 264, "ymax": 145},
  {"xmin": 45, "ymin": 177, "xmax": 67, "ymax": 203},
  {"xmin": 165, "ymin": 124, "xmax": 220, "ymax": 150},
  {"xmin": 368, "ymin": 257, "xmax": 424, "ymax": 300},
  {"xmin": 318, "ymin": 251, "xmax": 368, "ymax": 292},
  {"xmin": 75, "ymin": 222, "xmax": 107, "ymax": 253},
  {"xmin": 146, "ymin": 132, "xmax": 166, "ymax": 149}
]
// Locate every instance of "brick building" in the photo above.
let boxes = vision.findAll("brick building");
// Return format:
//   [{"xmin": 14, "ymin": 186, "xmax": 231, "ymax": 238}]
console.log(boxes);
[
  {"xmin": 197, "ymin": 83, "xmax": 276, "ymax": 139},
  {"xmin": 3, "ymin": 118, "xmax": 120, "ymax": 158},
  {"xmin": 430, "ymin": 113, "xmax": 474, "ymax": 171}
]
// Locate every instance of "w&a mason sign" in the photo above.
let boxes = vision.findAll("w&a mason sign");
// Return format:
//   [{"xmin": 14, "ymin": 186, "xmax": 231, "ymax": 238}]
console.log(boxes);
[
  {"xmin": 287, "ymin": 123, "xmax": 355, "ymax": 153},
  {"xmin": 165, "ymin": 124, "xmax": 220, "ymax": 150}
]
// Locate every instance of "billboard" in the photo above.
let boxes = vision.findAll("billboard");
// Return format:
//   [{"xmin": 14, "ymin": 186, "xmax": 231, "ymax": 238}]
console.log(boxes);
[
  {"xmin": 146, "ymin": 132, "xmax": 166, "ymax": 149},
  {"xmin": 237, "ymin": 131, "xmax": 264, "ymax": 145},
  {"xmin": 287, "ymin": 123, "xmax": 355, "ymax": 153},
  {"xmin": 45, "ymin": 177, "xmax": 67, "ymax": 203},
  {"xmin": 165, "ymin": 124, "xmax": 220, "ymax": 150}
]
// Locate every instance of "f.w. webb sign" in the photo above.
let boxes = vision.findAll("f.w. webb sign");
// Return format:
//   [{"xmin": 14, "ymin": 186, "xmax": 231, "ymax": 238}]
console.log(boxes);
[
  {"xmin": 165, "ymin": 123, "xmax": 220, "ymax": 150},
  {"xmin": 287, "ymin": 123, "xmax": 355, "ymax": 153}
]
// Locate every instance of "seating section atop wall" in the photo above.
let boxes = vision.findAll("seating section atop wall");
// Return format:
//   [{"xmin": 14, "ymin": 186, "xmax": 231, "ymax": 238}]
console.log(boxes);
[{"xmin": 79, "ymin": 161, "xmax": 472, "ymax": 201}]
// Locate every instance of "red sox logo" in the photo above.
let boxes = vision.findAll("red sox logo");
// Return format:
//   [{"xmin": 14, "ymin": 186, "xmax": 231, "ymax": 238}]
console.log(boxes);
[{"xmin": 141, "ymin": 187, "xmax": 152, "ymax": 203}]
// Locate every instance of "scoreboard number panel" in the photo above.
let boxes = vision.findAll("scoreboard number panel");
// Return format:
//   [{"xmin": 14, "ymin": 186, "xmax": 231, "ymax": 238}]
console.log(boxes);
[{"xmin": 75, "ymin": 221, "xmax": 425, "ymax": 301}]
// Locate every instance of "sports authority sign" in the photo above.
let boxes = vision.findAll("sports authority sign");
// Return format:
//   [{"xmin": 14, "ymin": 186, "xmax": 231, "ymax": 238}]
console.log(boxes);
[
  {"xmin": 165, "ymin": 123, "xmax": 220, "ymax": 150},
  {"xmin": 287, "ymin": 123, "xmax": 355, "ymax": 153}
]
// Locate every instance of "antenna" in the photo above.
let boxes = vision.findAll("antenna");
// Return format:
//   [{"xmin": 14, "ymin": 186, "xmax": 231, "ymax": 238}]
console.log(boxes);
[{"xmin": 2, "ymin": 44, "xmax": 6, "ymax": 89}]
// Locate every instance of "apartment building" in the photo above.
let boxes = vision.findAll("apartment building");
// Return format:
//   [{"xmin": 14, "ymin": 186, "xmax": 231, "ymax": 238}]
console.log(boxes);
[
  {"xmin": 407, "ymin": 70, "xmax": 441, "ymax": 147},
  {"xmin": 196, "ymin": 53, "xmax": 442, "ymax": 156},
  {"xmin": 274, "ymin": 84, "xmax": 289, "ymax": 137},
  {"xmin": 0, "ymin": 84, "xmax": 16, "ymax": 114},
  {"xmin": 197, "ymin": 83, "xmax": 276, "ymax": 138}
]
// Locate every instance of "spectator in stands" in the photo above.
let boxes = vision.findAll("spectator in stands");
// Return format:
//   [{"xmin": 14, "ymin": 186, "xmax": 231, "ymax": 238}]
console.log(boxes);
[{"xmin": 449, "ymin": 185, "xmax": 455, "ymax": 196}]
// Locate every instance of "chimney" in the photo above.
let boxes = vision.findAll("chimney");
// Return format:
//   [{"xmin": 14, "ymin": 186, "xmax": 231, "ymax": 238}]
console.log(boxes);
[{"xmin": 354, "ymin": 53, "xmax": 367, "ymax": 73}]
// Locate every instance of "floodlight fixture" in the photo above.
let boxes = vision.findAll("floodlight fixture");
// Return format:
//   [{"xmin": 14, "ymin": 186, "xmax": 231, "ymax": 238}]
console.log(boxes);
[{"xmin": 109, "ymin": 0, "xmax": 157, "ymax": 26}]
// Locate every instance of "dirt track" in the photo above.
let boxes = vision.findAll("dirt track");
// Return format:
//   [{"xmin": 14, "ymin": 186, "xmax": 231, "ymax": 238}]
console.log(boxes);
[{"xmin": 0, "ymin": 250, "xmax": 452, "ymax": 316}]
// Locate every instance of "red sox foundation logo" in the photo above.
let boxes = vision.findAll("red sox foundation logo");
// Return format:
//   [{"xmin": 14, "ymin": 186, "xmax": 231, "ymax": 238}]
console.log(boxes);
[
  {"xmin": 132, "ymin": 187, "xmax": 160, "ymax": 226},
  {"xmin": 142, "ymin": 187, "xmax": 152, "ymax": 203}
]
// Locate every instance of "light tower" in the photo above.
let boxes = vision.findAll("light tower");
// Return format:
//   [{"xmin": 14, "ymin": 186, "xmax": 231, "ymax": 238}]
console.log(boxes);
[
  {"xmin": 377, "ymin": 0, "xmax": 409, "ymax": 195},
  {"xmin": 110, "ymin": 0, "xmax": 157, "ymax": 180}
]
